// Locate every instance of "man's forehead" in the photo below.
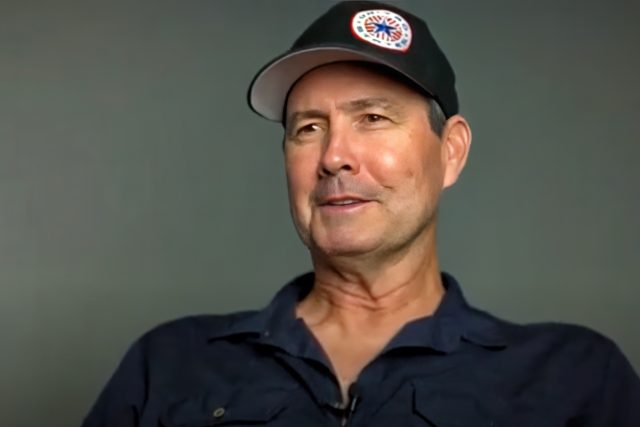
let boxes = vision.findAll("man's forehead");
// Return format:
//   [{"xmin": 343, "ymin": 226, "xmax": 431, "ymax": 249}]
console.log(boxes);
[{"xmin": 286, "ymin": 61, "xmax": 426, "ymax": 109}]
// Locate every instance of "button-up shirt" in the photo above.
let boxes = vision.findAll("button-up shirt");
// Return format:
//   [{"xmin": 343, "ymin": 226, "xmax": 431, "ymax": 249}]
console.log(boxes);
[{"xmin": 82, "ymin": 273, "xmax": 640, "ymax": 426}]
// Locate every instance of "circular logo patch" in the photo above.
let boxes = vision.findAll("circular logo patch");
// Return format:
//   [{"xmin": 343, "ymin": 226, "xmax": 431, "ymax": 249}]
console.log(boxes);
[{"xmin": 351, "ymin": 9, "xmax": 412, "ymax": 52}]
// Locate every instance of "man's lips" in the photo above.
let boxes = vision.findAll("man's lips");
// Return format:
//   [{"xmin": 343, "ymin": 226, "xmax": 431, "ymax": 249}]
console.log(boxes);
[
  {"xmin": 317, "ymin": 195, "xmax": 373, "ymax": 207},
  {"xmin": 312, "ymin": 178, "xmax": 379, "ymax": 209}
]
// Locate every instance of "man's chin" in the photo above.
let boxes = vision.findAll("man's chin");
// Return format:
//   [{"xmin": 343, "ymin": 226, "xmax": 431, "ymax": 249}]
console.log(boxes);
[{"xmin": 310, "ymin": 237, "xmax": 381, "ymax": 259}]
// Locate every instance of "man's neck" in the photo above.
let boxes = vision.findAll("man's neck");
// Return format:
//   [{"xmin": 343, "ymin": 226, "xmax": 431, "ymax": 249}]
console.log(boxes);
[
  {"xmin": 296, "ymin": 242, "xmax": 444, "ymax": 333},
  {"xmin": 295, "ymin": 241, "xmax": 444, "ymax": 399}
]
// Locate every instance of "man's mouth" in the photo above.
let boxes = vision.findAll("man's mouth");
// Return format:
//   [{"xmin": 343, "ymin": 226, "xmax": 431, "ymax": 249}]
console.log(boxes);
[
  {"xmin": 324, "ymin": 199, "xmax": 365, "ymax": 206},
  {"xmin": 318, "ymin": 195, "xmax": 373, "ymax": 211}
]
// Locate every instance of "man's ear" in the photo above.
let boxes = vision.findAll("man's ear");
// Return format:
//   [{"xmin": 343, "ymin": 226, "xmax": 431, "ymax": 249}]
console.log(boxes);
[{"xmin": 441, "ymin": 115, "xmax": 472, "ymax": 189}]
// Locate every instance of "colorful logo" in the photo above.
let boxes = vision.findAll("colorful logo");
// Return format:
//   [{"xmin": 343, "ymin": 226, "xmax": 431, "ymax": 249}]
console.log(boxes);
[{"xmin": 351, "ymin": 9, "xmax": 412, "ymax": 52}]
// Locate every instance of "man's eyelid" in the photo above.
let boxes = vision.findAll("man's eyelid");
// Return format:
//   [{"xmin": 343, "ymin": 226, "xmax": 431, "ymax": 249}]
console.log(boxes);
[
  {"xmin": 286, "ymin": 119, "xmax": 312, "ymax": 136},
  {"xmin": 286, "ymin": 120, "xmax": 322, "ymax": 139},
  {"xmin": 361, "ymin": 111, "xmax": 392, "ymax": 122},
  {"xmin": 298, "ymin": 119, "xmax": 323, "ymax": 131},
  {"xmin": 299, "ymin": 122, "xmax": 320, "ymax": 133}
]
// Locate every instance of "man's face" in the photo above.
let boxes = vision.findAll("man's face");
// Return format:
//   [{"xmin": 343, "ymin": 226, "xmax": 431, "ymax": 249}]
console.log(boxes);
[{"xmin": 284, "ymin": 62, "xmax": 448, "ymax": 259}]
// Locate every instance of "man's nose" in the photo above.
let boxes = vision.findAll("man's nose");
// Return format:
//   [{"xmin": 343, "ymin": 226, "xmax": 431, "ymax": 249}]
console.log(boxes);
[{"xmin": 317, "ymin": 125, "xmax": 360, "ymax": 177}]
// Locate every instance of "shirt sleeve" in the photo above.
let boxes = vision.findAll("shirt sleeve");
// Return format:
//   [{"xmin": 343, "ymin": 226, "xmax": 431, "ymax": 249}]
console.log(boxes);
[
  {"xmin": 80, "ymin": 340, "xmax": 147, "ymax": 427},
  {"xmin": 583, "ymin": 342, "xmax": 640, "ymax": 426}
]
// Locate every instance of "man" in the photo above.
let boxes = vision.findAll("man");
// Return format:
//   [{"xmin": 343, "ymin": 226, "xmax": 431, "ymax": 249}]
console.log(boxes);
[{"xmin": 82, "ymin": 1, "xmax": 640, "ymax": 426}]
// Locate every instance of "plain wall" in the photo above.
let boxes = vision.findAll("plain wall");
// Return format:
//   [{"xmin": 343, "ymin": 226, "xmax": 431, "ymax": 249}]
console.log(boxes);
[{"xmin": 1, "ymin": 1, "xmax": 638, "ymax": 426}]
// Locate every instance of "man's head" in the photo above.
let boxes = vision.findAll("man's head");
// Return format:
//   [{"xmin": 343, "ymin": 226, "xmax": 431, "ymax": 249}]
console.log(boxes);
[
  {"xmin": 247, "ymin": 1, "xmax": 471, "ymax": 261},
  {"xmin": 283, "ymin": 61, "xmax": 470, "ymax": 259}
]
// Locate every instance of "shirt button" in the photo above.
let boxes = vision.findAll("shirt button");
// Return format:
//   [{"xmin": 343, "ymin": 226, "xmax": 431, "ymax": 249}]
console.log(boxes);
[{"xmin": 212, "ymin": 407, "xmax": 226, "ymax": 418}]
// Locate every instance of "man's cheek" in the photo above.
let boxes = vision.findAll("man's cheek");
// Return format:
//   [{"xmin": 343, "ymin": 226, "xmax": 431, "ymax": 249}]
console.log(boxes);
[
  {"xmin": 363, "ymin": 151, "xmax": 400, "ymax": 186},
  {"xmin": 370, "ymin": 157, "xmax": 419, "ymax": 187}
]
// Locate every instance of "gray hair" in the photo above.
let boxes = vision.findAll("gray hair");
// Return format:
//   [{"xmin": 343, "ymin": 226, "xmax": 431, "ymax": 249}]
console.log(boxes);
[{"xmin": 426, "ymin": 97, "xmax": 447, "ymax": 138}]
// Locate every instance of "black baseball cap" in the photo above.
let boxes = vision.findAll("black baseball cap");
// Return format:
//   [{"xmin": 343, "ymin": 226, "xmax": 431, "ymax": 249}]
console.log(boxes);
[{"xmin": 247, "ymin": 0, "xmax": 458, "ymax": 122}]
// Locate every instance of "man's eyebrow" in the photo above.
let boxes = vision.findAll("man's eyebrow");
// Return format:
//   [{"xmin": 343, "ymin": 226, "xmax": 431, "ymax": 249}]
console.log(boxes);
[{"xmin": 338, "ymin": 97, "xmax": 401, "ymax": 113}]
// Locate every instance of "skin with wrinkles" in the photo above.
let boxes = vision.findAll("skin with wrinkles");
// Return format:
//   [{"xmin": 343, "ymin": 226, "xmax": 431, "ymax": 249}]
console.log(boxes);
[{"xmin": 284, "ymin": 62, "xmax": 472, "ymax": 400}]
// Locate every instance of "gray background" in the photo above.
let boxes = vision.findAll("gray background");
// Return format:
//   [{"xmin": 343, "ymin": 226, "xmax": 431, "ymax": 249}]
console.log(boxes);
[{"xmin": 1, "ymin": 1, "xmax": 638, "ymax": 426}]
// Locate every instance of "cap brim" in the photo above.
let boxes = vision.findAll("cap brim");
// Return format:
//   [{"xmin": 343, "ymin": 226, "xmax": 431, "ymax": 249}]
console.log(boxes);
[{"xmin": 248, "ymin": 46, "xmax": 427, "ymax": 122}]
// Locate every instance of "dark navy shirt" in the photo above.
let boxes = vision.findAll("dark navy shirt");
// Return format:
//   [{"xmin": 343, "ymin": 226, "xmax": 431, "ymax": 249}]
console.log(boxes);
[{"xmin": 82, "ymin": 273, "xmax": 640, "ymax": 426}]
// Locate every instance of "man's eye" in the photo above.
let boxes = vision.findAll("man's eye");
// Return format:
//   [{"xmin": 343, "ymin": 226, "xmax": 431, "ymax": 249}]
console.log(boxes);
[
  {"xmin": 364, "ymin": 114, "xmax": 387, "ymax": 123},
  {"xmin": 297, "ymin": 123, "xmax": 320, "ymax": 134}
]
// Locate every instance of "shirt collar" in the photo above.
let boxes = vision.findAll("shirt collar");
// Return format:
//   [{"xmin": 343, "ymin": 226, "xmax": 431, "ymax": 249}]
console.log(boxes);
[
  {"xmin": 384, "ymin": 272, "xmax": 509, "ymax": 353},
  {"xmin": 206, "ymin": 273, "xmax": 312, "ymax": 346},
  {"xmin": 207, "ymin": 272, "xmax": 509, "ymax": 354}
]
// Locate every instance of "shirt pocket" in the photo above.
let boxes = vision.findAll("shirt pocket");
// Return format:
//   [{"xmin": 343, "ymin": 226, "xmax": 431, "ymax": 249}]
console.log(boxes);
[
  {"xmin": 160, "ymin": 386, "xmax": 292, "ymax": 427},
  {"xmin": 412, "ymin": 379, "xmax": 506, "ymax": 427}
]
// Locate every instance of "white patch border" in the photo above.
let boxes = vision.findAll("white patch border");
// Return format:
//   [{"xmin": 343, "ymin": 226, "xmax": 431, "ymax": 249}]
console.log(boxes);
[{"xmin": 350, "ymin": 9, "xmax": 413, "ymax": 52}]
